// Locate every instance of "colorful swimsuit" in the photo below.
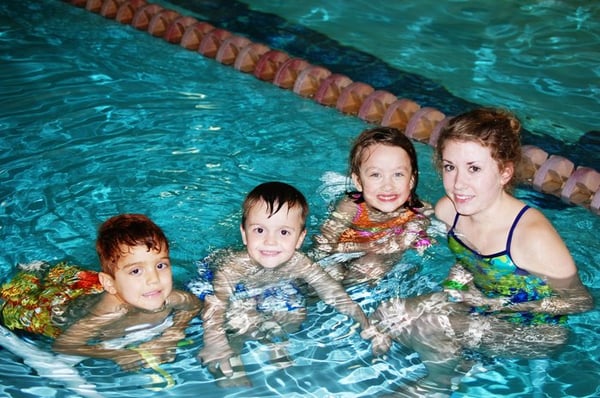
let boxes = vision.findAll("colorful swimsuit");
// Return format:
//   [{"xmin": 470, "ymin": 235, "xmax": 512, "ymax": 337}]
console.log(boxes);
[
  {"xmin": 338, "ymin": 201, "xmax": 431, "ymax": 249},
  {"xmin": 447, "ymin": 205, "xmax": 566, "ymax": 325},
  {"xmin": 0, "ymin": 262, "xmax": 104, "ymax": 338}
]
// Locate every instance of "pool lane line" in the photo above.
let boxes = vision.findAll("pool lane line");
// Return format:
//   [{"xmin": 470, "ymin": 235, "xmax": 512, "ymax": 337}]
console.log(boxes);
[{"xmin": 62, "ymin": 0, "xmax": 600, "ymax": 215}]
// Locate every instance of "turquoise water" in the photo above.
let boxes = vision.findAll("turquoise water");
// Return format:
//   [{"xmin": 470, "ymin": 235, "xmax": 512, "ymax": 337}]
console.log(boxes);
[{"xmin": 0, "ymin": 1, "xmax": 598, "ymax": 397}]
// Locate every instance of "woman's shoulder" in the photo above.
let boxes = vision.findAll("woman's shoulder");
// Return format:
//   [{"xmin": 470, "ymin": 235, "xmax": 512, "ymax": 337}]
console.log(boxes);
[{"xmin": 434, "ymin": 196, "xmax": 455, "ymax": 226}]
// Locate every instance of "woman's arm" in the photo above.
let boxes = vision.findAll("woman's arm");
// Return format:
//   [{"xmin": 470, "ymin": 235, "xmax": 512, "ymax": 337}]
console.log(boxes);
[{"xmin": 509, "ymin": 208, "xmax": 593, "ymax": 314}]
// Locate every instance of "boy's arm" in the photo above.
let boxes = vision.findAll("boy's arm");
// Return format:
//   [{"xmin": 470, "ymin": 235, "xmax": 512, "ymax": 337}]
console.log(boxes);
[
  {"xmin": 298, "ymin": 256, "xmax": 391, "ymax": 355},
  {"xmin": 197, "ymin": 268, "xmax": 236, "ymax": 375},
  {"xmin": 53, "ymin": 308, "xmax": 143, "ymax": 369},
  {"xmin": 136, "ymin": 290, "xmax": 202, "ymax": 357}
]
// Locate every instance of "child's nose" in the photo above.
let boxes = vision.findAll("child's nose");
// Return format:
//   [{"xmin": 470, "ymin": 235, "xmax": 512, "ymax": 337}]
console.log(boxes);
[
  {"xmin": 264, "ymin": 231, "xmax": 277, "ymax": 245},
  {"xmin": 146, "ymin": 268, "xmax": 159, "ymax": 284}
]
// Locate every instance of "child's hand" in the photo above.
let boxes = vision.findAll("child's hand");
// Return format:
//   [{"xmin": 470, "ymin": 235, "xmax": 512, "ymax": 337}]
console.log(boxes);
[
  {"xmin": 217, "ymin": 357, "xmax": 234, "ymax": 377},
  {"xmin": 199, "ymin": 348, "xmax": 235, "ymax": 377},
  {"xmin": 136, "ymin": 341, "xmax": 177, "ymax": 364},
  {"xmin": 115, "ymin": 349, "xmax": 154, "ymax": 372},
  {"xmin": 360, "ymin": 325, "xmax": 392, "ymax": 356},
  {"xmin": 313, "ymin": 234, "xmax": 334, "ymax": 252}
]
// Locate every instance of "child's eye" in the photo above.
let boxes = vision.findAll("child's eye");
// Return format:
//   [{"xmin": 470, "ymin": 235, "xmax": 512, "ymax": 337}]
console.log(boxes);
[
  {"xmin": 157, "ymin": 262, "xmax": 170, "ymax": 270},
  {"xmin": 394, "ymin": 172, "xmax": 405, "ymax": 178},
  {"xmin": 280, "ymin": 229, "xmax": 290, "ymax": 236},
  {"xmin": 254, "ymin": 227, "xmax": 264, "ymax": 234},
  {"xmin": 129, "ymin": 268, "xmax": 141, "ymax": 276},
  {"xmin": 369, "ymin": 172, "xmax": 381, "ymax": 178}
]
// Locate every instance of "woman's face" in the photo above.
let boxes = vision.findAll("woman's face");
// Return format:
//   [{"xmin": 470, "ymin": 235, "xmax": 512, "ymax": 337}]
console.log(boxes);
[{"xmin": 441, "ymin": 140, "xmax": 512, "ymax": 215}]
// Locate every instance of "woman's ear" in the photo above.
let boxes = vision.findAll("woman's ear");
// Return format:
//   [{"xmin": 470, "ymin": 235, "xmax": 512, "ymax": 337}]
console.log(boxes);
[
  {"xmin": 351, "ymin": 173, "xmax": 363, "ymax": 192},
  {"xmin": 99, "ymin": 272, "xmax": 117, "ymax": 295},
  {"xmin": 500, "ymin": 162, "xmax": 514, "ymax": 185}
]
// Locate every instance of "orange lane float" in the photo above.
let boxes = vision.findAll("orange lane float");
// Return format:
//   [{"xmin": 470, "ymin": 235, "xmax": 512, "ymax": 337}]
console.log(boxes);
[
  {"xmin": 234, "ymin": 43, "xmax": 271, "ymax": 73},
  {"xmin": 130, "ymin": 4, "xmax": 163, "ymax": 30},
  {"xmin": 314, "ymin": 74, "xmax": 353, "ymax": 107},
  {"xmin": 62, "ymin": 0, "xmax": 600, "ymax": 215},
  {"xmin": 381, "ymin": 98, "xmax": 421, "ymax": 131},
  {"xmin": 358, "ymin": 90, "xmax": 398, "ymax": 124},
  {"xmin": 560, "ymin": 167, "xmax": 600, "ymax": 206},
  {"xmin": 273, "ymin": 58, "xmax": 311, "ymax": 89},
  {"xmin": 533, "ymin": 155, "xmax": 575, "ymax": 195},
  {"xmin": 100, "ymin": 0, "xmax": 128, "ymax": 18},
  {"xmin": 292, "ymin": 66, "xmax": 332, "ymax": 98},
  {"xmin": 216, "ymin": 36, "xmax": 252, "ymax": 65},
  {"xmin": 404, "ymin": 107, "xmax": 446, "ymax": 143},
  {"xmin": 147, "ymin": 9, "xmax": 180, "ymax": 37},
  {"xmin": 519, "ymin": 145, "xmax": 549, "ymax": 183},
  {"xmin": 591, "ymin": 189, "xmax": 600, "ymax": 215},
  {"xmin": 198, "ymin": 29, "xmax": 233, "ymax": 58},
  {"xmin": 85, "ymin": 0, "xmax": 104, "ymax": 13},
  {"xmin": 428, "ymin": 116, "xmax": 450, "ymax": 147},
  {"xmin": 254, "ymin": 50, "xmax": 290, "ymax": 82},
  {"xmin": 336, "ymin": 82, "xmax": 374, "ymax": 115},
  {"xmin": 180, "ymin": 22, "xmax": 215, "ymax": 51},
  {"xmin": 164, "ymin": 16, "xmax": 198, "ymax": 44},
  {"xmin": 114, "ymin": 0, "xmax": 147, "ymax": 24}
]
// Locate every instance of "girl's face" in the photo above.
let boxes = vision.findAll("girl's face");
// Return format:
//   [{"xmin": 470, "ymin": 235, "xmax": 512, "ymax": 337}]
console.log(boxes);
[
  {"xmin": 352, "ymin": 143, "xmax": 414, "ymax": 213},
  {"xmin": 441, "ymin": 140, "xmax": 512, "ymax": 216},
  {"xmin": 101, "ymin": 244, "xmax": 173, "ymax": 311},
  {"xmin": 241, "ymin": 201, "xmax": 307, "ymax": 269}
]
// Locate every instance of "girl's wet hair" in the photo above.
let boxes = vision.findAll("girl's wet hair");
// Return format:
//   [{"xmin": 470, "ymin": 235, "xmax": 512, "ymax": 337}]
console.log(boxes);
[
  {"xmin": 96, "ymin": 214, "xmax": 169, "ymax": 276},
  {"xmin": 435, "ymin": 108, "xmax": 522, "ymax": 188},
  {"xmin": 242, "ymin": 181, "xmax": 309, "ymax": 229},
  {"xmin": 349, "ymin": 126, "xmax": 423, "ymax": 208}
]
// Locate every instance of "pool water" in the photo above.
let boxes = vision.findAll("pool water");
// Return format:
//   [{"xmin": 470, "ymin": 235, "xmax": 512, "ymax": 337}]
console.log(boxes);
[{"xmin": 0, "ymin": 1, "xmax": 598, "ymax": 397}]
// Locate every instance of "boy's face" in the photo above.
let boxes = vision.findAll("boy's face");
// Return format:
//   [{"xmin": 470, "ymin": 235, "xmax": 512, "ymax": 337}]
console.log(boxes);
[
  {"xmin": 101, "ymin": 244, "xmax": 173, "ymax": 312},
  {"xmin": 241, "ymin": 200, "xmax": 307, "ymax": 269}
]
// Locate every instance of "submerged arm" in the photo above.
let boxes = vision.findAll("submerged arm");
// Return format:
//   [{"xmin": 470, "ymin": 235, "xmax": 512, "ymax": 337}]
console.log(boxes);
[
  {"xmin": 301, "ymin": 257, "xmax": 391, "ymax": 354},
  {"xmin": 197, "ymin": 267, "xmax": 237, "ymax": 375},
  {"xmin": 52, "ymin": 308, "xmax": 135, "ymax": 362},
  {"xmin": 136, "ymin": 290, "xmax": 202, "ymax": 356}
]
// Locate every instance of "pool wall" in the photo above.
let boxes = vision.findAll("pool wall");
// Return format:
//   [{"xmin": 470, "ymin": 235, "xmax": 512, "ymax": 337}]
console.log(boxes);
[{"xmin": 63, "ymin": 0, "xmax": 600, "ymax": 216}]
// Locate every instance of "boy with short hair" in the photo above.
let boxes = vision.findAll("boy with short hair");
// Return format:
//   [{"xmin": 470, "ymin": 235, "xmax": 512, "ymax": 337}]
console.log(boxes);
[{"xmin": 196, "ymin": 182, "xmax": 389, "ymax": 384}]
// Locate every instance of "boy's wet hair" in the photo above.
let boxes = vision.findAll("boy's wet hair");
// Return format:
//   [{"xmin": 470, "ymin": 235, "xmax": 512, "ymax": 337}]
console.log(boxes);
[
  {"xmin": 349, "ymin": 126, "xmax": 423, "ymax": 208},
  {"xmin": 96, "ymin": 214, "xmax": 169, "ymax": 276},
  {"xmin": 242, "ymin": 182, "xmax": 309, "ymax": 229}
]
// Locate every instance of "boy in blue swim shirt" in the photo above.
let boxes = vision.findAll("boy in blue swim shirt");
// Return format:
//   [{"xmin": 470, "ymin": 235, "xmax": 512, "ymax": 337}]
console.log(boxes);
[{"xmin": 195, "ymin": 181, "xmax": 389, "ymax": 386}]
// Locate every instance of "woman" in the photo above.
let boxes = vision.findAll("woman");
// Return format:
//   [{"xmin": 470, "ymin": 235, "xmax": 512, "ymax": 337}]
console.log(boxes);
[{"xmin": 372, "ymin": 108, "xmax": 593, "ymax": 394}]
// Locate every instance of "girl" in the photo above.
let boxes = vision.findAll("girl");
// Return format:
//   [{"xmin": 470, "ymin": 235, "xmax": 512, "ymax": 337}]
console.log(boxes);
[{"xmin": 313, "ymin": 127, "xmax": 432, "ymax": 285}]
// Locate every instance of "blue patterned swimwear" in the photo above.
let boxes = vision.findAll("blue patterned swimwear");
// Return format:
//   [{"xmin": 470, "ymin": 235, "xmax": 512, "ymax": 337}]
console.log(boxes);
[{"xmin": 447, "ymin": 205, "xmax": 566, "ymax": 325}]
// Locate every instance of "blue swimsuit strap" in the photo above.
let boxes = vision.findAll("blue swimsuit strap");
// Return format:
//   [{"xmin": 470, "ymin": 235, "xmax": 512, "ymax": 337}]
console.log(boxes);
[
  {"xmin": 505, "ymin": 205, "xmax": 530, "ymax": 259},
  {"xmin": 449, "ymin": 205, "xmax": 530, "ymax": 257}
]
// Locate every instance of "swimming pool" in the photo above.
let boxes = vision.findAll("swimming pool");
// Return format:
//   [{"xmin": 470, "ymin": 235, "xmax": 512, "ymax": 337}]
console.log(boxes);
[{"xmin": 1, "ymin": 1, "xmax": 598, "ymax": 397}]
